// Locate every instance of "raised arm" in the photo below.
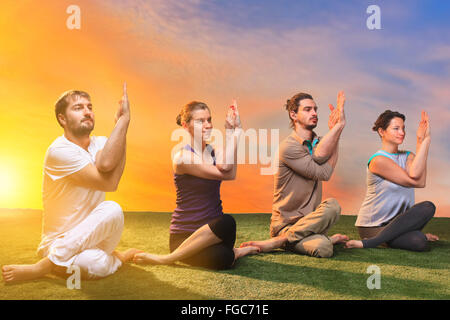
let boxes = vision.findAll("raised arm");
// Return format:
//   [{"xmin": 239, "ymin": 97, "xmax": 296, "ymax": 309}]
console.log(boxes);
[
  {"xmin": 174, "ymin": 100, "xmax": 242, "ymax": 181},
  {"xmin": 174, "ymin": 149, "xmax": 236, "ymax": 181},
  {"xmin": 369, "ymin": 155, "xmax": 424, "ymax": 188},
  {"xmin": 282, "ymin": 142, "xmax": 334, "ymax": 181},
  {"xmin": 214, "ymin": 99, "xmax": 242, "ymax": 174},
  {"xmin": 70, "ymin": 152, "xmax": 126, "ymax": 192},
  {"xmin": 313, "ymin": 91, "xmax": 346, "ymax": 161},
  {"xmin": 406, "ymin": 111, "xmax": 431, "ymax": 181},
  {"xmin": 96, "ymin": 82, "xmax": 130, "ymax": 172}
]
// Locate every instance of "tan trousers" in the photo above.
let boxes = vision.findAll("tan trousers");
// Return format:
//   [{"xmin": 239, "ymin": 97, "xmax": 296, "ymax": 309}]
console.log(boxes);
[{"xmin": 278, "ymin": 198, "xmax": 341, "ymax": 258}]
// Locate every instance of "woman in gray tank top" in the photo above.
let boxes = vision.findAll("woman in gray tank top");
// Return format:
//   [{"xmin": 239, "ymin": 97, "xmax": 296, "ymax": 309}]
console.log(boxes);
[{"xmin": 346, "ymin": 110, "xmax": 439, "ymax": 251}]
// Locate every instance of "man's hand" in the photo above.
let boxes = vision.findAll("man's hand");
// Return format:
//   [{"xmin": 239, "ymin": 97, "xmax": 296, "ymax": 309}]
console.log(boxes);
[
  {"xmin": 328, "ymin": 91, "xmax": 346, "ymax": 130},
  {"xmin": 115, "ymin": 82, "xmax": 130, "ymax": 124}
]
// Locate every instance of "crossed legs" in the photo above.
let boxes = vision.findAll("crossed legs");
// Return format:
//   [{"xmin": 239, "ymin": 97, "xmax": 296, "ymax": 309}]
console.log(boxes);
[
  {"xmin": 240, "ymin": 198, "xmax": 348, "ymax": 258},
  {"xmin": 346, "ymin": 201, "xmax": 438, "ymax": 251},
  {"xmin": 2, "ymin": 201, "xmax": 139, "ymax": 283}
]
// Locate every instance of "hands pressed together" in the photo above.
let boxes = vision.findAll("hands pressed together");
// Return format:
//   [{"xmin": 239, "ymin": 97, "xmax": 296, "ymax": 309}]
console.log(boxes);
[
  {"xmin": 417, "ymin": 110, "xmax": 431, "ymax": 143},
  {"xmin": 328, "ymin": 91, "xmax": 346, "ymax": 130},
  {"xmin": 115, "ymin": 82, "xmax": 130, "ymax": 124},
  {"xmin": 225, "ymin": 99, "xmax": 242, "ymax": 130}
]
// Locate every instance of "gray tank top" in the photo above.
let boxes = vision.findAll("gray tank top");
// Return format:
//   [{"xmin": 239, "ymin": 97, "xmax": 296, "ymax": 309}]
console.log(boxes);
[{"xmin": 355, "ymin": 150, "xmax": 414, "ymax": 227}]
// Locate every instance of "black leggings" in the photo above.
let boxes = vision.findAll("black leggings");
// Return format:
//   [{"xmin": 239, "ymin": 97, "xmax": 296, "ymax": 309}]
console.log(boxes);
[
  {"xmin": 169, "ymin": 214, "xmax": 237, "ymax": 270},
  {"xmin": 359, "ymin": 201, "xmax": 435, "ymax": 251}
]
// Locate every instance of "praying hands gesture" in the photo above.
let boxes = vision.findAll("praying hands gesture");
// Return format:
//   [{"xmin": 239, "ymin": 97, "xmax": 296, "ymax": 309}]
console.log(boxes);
[
  {"xmin": 328, "ymin": 91, "xmax": 346, "ymax": 130},
  {"xmin": 115, "ymin": 82, "xmax": 130, "ymax": 124},
  {"xmin": 225, "ymin": 99, "xmax": 242, "ymax": 130},
  {"xmin": 416, "ymin": 110, "xmax": 431, "ymax": 143}
]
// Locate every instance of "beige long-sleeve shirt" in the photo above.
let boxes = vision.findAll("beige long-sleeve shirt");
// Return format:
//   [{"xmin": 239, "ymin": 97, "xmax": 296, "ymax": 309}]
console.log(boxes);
[{"xmin": 270, "ymin": 131, "xmax": 333, "ymax": 237}]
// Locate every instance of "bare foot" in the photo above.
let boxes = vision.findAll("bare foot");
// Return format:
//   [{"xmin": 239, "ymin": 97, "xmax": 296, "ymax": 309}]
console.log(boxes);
[
  {"xmin": 113, "ymin": 248, "xmax": 144, "ymax": 263},
  {"xmin": 239, "ymin": 235, "xmax": 288, "ymax": 253},
  {"xmin": 132, "ymin": 252, "xmax": 170, "ymax": 265},
  {"xmin": 330, "ymin": 233, "xmax": 349, "ymax": 244},
  {"xmin": 2, "ymin": 258, "xmax": 54, "ymax": 283},
  {"xmin": 233, "ymin": 246, "xmax": 260, "ymax": 260},
  {"xmin": 344, "ymin": 240, "xmax": 364, "ymax": 249},
  {"xmin": 425, "ymin": 233, "xmax": 439, "ymax": 241}
]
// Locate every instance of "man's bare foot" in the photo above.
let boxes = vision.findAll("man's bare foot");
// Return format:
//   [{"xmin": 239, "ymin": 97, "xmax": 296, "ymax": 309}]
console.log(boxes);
[
  {"xmin": 425, "ymin": 233, "xmax": 439, "ymax": 241},
  {"xmin": 330, "ymin": 234, "xmax": 349, "ymax": 244},
  {"xmin": 113, "ymin": 248, "xmax": 144, "ymax": 263},
  {"xmin": 344, "ymin": 240, "xmax": 364, "ymax": 249},
  {"xmin": 2, "ymin": 258, "xmax": 54, "ymax": 283},
  {"xmin": 239, "ymin": 235, "xmax": 288, "ymax": 253},
  {"xmin": 233, "ymin": 246, "xmax": 260, "ymax": 260},
  {"xmin": 132, "ymin": 252, "xmax": 171, "ymax": 265}
]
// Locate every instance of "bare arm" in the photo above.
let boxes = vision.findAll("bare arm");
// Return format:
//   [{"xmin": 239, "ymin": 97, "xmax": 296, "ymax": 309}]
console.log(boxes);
[
  {"xmin": 70, "ymin": 152, "xmax": 126, "ymax": 192},
  {"xmin": 96, "ymin": 82, "xmax": 130, "ymax": 172},
  {"xmin": 174, "ymin": 150, "xmax": 235, "ymax": 181},
  {"xmin": 174, "ymin": 100, "xmax": 242, "ymax": 181},
  {"xmin": 215, "ymin": 100, "xmax": 241, "ymax": 173},
  {"xmin": 406, "ymin": 111, "xmax": 431, "ymax": 180},
  {"xmin": 369, "ymin": 155, "xmax": 424, "ymax": 188}
]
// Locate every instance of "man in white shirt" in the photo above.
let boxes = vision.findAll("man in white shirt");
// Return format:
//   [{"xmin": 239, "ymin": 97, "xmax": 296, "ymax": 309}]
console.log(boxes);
[{"xmin": 2, "ymin": 83, "xmax": 140, "ymax": 282}]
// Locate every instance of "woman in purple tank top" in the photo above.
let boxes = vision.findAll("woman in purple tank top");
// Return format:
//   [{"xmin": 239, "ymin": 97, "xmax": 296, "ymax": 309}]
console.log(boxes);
[{"xmin": 133, "ymin": 100, "xmax": 260, "ymax": 269}]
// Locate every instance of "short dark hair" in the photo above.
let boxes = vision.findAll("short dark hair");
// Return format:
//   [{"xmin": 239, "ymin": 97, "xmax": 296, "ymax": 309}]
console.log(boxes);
[
  {"xmin": 285, "ymin": 92, "xmax": 314, "ymax": 128},
  {"xmin": 373, "ymin": 110, "xmax": 406, "ymax": 135},
  {"xmin": 55, "ymin": 90, "xmax": 91, "ymax": 127}
]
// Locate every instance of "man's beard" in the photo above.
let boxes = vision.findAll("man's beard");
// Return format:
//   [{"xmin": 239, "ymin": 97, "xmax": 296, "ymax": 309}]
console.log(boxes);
[
  {"xmin": 305, "ymin": 123, "xmax": 317, "ymax": 130},
  {"xmin": 69, "ymin": 119, "xmax": 94, "ymax": 136}
]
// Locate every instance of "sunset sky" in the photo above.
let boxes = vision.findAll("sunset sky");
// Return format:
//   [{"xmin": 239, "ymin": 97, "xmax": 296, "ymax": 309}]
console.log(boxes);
[{"xmin": 1, "ymin": 0, "xmax": 449, "ymax": 216}]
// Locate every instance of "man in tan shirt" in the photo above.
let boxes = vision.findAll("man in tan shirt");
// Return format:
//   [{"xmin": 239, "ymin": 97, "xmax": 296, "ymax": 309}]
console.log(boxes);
[{"xmin": 240, "ymin": 91, "xmax": 349, "ymax": 258}]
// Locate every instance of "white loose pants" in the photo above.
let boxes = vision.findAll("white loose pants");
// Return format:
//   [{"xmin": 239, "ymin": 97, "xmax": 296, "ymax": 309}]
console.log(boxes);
[{"xmin": 47, "ymin": 201, "xmax": 124, "ymax": 279}]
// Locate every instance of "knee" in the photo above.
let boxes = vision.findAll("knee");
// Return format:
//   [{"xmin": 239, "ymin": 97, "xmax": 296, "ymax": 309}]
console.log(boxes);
[
  {"xmin": 212, "ymin": 249, "xmax": 235, "ymax": 270},
  {"xmin": 323, "ymin": 198, "xmax": 341, "ymax": 221},
  {"xmin": 313, "ymin": 240, "xmax": 334, "ymax": 258},
  {"xmin": 103, "ymin": 201, "xmax": 124, "ymax": 225},
  {"xmin": 72, "ymin": 249, "xmax": 103, "ymax": 279},
  {"xmin": 419, "ymin": 201, "xmax": 436, "ymax": 218},
  {"xmin": 409, "ymin": 234, "xmax": 428, "ymax": 252},
  {"xmin": 220, "ymin": 214, "xmax": 236, "ymax": 232},
  {"xmin": 73, "ymin": 249, "xmax": 118, "ymax": 279},
  {"xmin": 213, "ymin": 214, "xmax": 236, "ymax": 246}
]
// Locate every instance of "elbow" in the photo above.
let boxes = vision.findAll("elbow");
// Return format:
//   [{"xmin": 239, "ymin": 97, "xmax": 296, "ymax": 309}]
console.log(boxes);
[
  {"xmin": 217, "ymin": 164, "xmax": 233, "ymax": 173},
  {"xmin": 416, "ymin": 182, "xmax": 426, "ymax": 188},
  {"xmin": 97, "ymin": 161, "xmax": 115, "ymax": 173},
  {"xmin": 320, "ymin": 169, "xmax": 334, "ymax": 182},
  {"xmin": 223, "ymin": 173, "xmax": 236, "ymax": 181},
  {"xmin": 409, "ymin": 172, "xmax": 421, "ymax": 180},
  {"xmin": 312, "ymin": 153, "xmax": 330, "ymax": 165},
  {"xmin": 407, "ymin": 179, "xmax": 425, "ymax": 188}
]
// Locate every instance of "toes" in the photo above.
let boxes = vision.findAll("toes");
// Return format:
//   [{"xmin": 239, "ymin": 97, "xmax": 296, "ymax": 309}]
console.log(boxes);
[{"xmin": 2, "ymin": 265, "xmax": 11, "ymax": 272}]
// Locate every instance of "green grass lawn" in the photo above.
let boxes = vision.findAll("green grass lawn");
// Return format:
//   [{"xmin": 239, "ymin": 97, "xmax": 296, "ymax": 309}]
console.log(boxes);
[{"xmin": 1, "ymin": 210, "xmax": 449, "ymax": 300}]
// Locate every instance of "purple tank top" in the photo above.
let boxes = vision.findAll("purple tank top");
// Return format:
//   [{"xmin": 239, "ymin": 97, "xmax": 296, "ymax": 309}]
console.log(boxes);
[{"xmin": 170, "ymin": 145, "xmax": 223, "ymax": 234}]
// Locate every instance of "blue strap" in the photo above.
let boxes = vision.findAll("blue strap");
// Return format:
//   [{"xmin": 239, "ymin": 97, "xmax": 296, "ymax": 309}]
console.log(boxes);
[
  {"xmin": 367, "ymin": 151, "xmax": 393, "ymax": 166},
  {"xmin": 184, "ymin": 144, "xmax": 216, "ymax": 165}
]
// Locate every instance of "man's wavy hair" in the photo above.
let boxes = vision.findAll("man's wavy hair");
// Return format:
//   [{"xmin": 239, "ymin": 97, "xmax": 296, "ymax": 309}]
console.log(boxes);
[{"xmin": 285, "ymin": 92, "xmax": 313, "ymax": 128}]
